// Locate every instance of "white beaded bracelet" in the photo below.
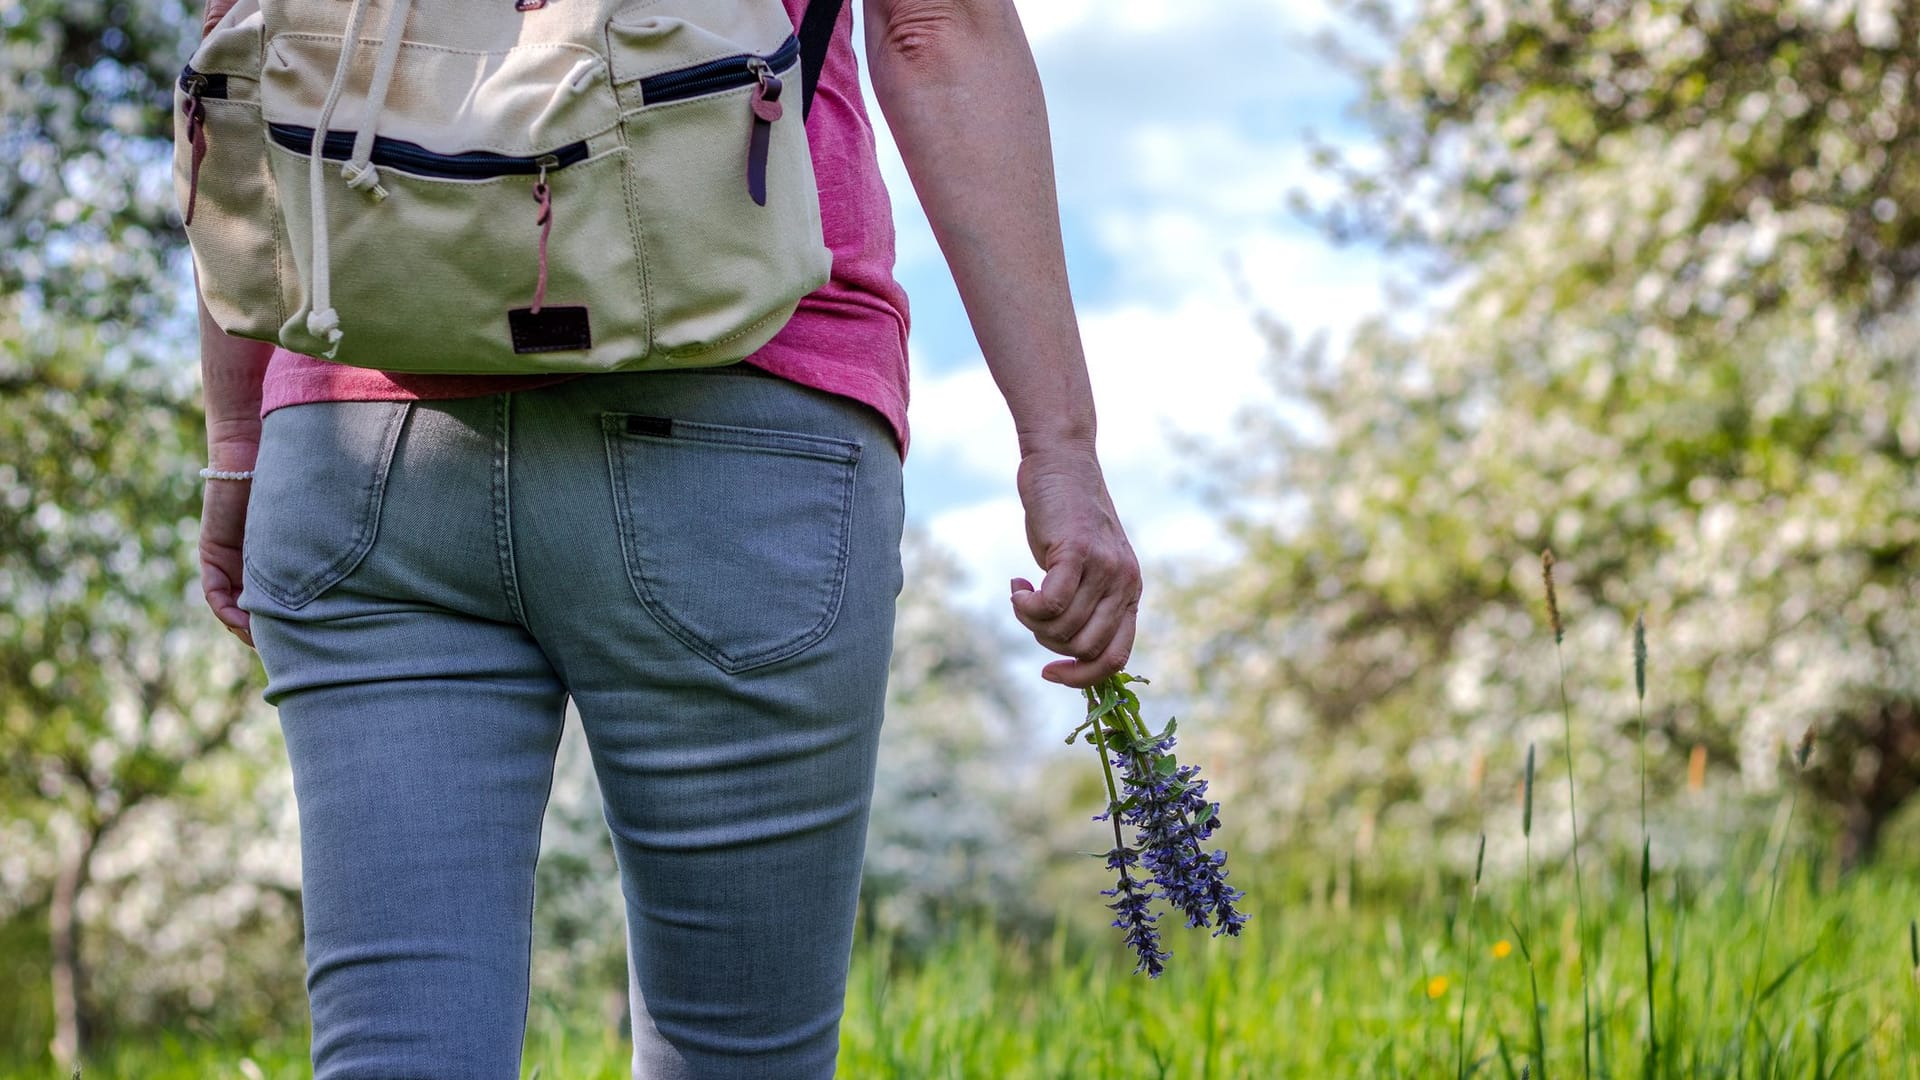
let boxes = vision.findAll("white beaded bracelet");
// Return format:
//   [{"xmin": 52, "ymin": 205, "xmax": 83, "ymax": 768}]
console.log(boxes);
[{"xmin": 199, "ymin": 467, "xmax": 255, "ymax": 481}]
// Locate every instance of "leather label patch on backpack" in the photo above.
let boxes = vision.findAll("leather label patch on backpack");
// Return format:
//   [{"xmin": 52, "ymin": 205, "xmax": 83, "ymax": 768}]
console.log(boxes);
[{"xmin": 508, "ymin": 306, "xmax": 591, "ymax": 353}]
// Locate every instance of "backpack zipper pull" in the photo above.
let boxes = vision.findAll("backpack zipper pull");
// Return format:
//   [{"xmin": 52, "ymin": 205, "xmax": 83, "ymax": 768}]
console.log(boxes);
[
  {"xmin": 746, "ymin": 57, "xmax": 782, "ymax": 207},
  {"xmin": 529, "ymin": 154, "xmax": 558, "ymax": 314},
  {"xmin": 182, "ymin": 73, "xmax": 209, "ymax": 226}
]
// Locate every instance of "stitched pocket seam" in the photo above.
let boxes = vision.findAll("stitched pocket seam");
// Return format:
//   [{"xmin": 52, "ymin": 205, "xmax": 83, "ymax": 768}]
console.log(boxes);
[
  {"xmin": 600, "ymin": 413, "xmax": 857, "ymax": 673},
  {"xmin": 243, "ymin": 401, "xmax": 409, "ymax": 609}
]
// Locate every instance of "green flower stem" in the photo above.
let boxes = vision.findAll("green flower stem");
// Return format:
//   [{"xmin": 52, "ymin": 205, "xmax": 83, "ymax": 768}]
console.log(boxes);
[{"xmin": 1087, "ymin": 698, "xmax": 1124, "ymax": 824}]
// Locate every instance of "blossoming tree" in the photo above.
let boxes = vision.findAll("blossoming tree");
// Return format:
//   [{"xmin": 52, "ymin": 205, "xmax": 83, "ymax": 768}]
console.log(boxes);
[{"xmin": 1177, "ymin": 0, "xmax": 1920, "ymax": 870}]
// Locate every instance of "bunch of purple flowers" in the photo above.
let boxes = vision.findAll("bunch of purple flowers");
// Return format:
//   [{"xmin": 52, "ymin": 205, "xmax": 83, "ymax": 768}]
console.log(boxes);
[{"xmin": 1067, "ymin": 673, "xmax": 1248, "ymax": 977}]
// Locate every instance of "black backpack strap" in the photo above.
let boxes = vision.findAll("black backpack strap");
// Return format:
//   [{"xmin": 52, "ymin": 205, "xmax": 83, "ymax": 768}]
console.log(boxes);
[{"xmin": 797, "ymin": 0, "xmax": 845, "ymax": 122}]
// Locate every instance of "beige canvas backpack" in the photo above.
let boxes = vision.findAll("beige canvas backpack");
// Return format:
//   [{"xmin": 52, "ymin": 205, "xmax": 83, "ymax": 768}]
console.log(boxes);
[{"xmin": 176, "ymin": 0, "xmax": 841, "ymax": 374}]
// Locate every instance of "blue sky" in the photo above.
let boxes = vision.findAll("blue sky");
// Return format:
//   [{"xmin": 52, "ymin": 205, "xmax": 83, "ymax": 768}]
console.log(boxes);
[{"xmin": 852, "ymin": 0, "xmax": 1396, "ymax": 682}]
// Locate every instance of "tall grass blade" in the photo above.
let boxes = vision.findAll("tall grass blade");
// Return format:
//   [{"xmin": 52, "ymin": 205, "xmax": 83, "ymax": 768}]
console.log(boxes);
[
  {"xmin": 1738, "ymin": 729, "xmax": 1813, "ymax": 1067},
  {"xmin": 1908, "ymin": 918, "xmax": 1917, "ymax": 981},
  {"xmin": 1634, "ymin": 611, "xmax": 1659, "ymax": 1069},
  {"xmin": 1757, "ymin": 944, "xmax": 1819, "ymax": 1003},
  {"xmin": 1510, "ymin": 917, "xmax": 1549, "ymax": 1080},
  {"xmin": 1519, "ymin": 743, "xmax": 1543, "ymax": 1076},
  {"xmin": 1541, "ymin": 549, "xmax": 1591, "ymax": 1080},
  {"xmin": 1456, "ymin": 833, "xmax": 1487, "ymax": 1080}
]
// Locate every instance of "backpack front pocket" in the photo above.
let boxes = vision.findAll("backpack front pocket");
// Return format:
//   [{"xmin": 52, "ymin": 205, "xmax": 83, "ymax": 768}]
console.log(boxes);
[
  {"xmin": 610, "ymin": 19, "xmax": 831, "ymax": 365},
  {"xmin": 264, "ymin": 131, "xmax": 648, "ymax": 371},
  {"xmin": 260, "ymin": 30, "xmax": 648, "ymax": 372}
]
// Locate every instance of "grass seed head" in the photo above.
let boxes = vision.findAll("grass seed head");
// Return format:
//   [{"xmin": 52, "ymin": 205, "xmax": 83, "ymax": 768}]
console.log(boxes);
[
  {"xmin": 1474, "ymin": 832, "xmax": 1486, "ymax": 886},
  {"xmin": 1541, "ymin": 549, "xmax": 1563, "ymax": 644},
  {"xmin": 1794, "ymin": 726, "xmax": 1815, "ymax": 770},
  {"xmin": 1633, "ymin": 611, "xmax": 1647, "ymax": 702},
  {"xmin": 1522, "ymin": 743, "xmax": 1536, "ymax": 838},
  {"xmin": 1909, "ymin": 919, "xmax": 1917, "ymax": 972}
]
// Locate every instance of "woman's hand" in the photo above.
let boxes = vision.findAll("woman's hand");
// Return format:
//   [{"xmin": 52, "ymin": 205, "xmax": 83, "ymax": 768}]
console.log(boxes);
[
  {"xmin": 200, "ymin": 455, "xmax": 256, "ymax": 649},
  {"xmin": 1009, "ymin": 444, "xmax": 1141, "ymax": 688}
]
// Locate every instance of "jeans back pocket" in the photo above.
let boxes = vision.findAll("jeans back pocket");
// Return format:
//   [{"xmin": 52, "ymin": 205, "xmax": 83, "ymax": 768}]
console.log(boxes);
[
  {"xmin": 601, "ymin": 412, "xmax": 860, "ymax": 673},
  {"xmin": 241, "ymin": 400, "xmax": 411, "ymax": 610}
]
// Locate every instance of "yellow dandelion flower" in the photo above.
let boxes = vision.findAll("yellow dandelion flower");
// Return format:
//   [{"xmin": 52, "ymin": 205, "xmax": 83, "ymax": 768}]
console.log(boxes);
[
  {"xmin": 1425, "ymin": 976, "xmax": 1449, "ymax": 999},
  {"xmin": 1492, "ymin": 939, "xmax": 1513, "ymax": 960}
]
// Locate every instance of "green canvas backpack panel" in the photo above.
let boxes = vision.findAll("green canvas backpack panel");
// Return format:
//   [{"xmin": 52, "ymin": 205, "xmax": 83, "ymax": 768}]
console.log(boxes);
[{"xmin": 175, "ymin": 0, "xmax": 842, "ymax": 374}]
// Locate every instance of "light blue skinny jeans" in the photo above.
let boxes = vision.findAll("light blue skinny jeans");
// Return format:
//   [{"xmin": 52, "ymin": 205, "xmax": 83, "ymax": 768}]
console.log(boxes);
[{"xmin": 237, "ymin": 366, "xmax": 905, "ymax": 1079}]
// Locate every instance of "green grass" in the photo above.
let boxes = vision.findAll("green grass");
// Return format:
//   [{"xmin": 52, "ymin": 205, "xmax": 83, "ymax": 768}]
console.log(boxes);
[
  {"xmin": 22, "ymin": 858, "xmax": 1918, "ymax": 1078},
  {"xmin": 836, "ymin": 865, "xmax": 1920, "ymax": 1079}
]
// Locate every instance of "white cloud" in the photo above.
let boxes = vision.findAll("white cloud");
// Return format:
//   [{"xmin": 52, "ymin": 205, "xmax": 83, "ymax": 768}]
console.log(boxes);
[
  {"xmin": 904, "ymin": 354, "xmax": 1017, "ymax": 481},
  {"xmin": 921, "ymin": 495, "xmax": 1029, "ymax": 610},
  {"xmin": 861, "ymin": 0, "xmax": 1361, "ymax": 280},
  {"xmin": 861, "ymin": 0, "xmax": 1394, "ymax": 666},
  {"xmin": 907, "ymin": 292, "xmax": 1280, "ymax": 623},
  {"xmin": 1136, "ymin": 504, "xmax": 1236, "ymax": 572},
  {"xmin": 1118, "ymin": 124, "xmax": 1372, "ymax": 220},
  {"xmin": 907, "ymin": 291, "xmax": 1283, "ymax": 498},
  {"xmin": 1013, "ymin": 0, "xmax": 1327, "ymax": 46},
  {"xmin": 1080, "ymin": 296, "xmax": 1277, "ymax": 477},
  {"xmin": 1091, "ymin": 211, "xmax": 1385, "ymax": 343}
]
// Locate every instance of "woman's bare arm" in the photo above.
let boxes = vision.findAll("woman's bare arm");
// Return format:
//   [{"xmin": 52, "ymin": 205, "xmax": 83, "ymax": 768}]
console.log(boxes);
[
  {"xmin": 195, "ymin": 0, "xmax": 271, "ymax": 646},
  {"xmin": 863, "ymin": 0, "xmax": 1141, "ymax": 687}
]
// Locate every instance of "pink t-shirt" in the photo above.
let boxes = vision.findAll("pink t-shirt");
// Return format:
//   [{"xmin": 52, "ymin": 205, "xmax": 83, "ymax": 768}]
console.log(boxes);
[{"xmin": 260, "ymin": 0, "xmax": 912, "ymax": 457}]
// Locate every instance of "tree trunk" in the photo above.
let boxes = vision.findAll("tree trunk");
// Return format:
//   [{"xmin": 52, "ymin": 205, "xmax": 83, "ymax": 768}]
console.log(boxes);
[
  {"xmin": 1836, "ymin": 801, "xmax": 1883, "ymax": 874},
  {"xmin": 1809, "ymin": 697, "xmax": 1919, "ymax": 875},
  {"xmin": 48, "ymin": 829, "xmax": 101, "ymax": 1072}
]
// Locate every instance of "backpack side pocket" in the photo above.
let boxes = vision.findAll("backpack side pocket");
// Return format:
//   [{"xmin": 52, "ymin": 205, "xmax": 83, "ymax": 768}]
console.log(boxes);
[
  {"xmin": 609, "ymin": 12, "xmax": 832, "ymax": 367},
  {"xmin": 175, "ymin": 4, "xmax": 288, "ymax": 342}
]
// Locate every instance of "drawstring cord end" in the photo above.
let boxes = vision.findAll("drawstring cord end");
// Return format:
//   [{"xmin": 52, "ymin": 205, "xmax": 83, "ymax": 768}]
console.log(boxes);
[
  {"xmin": 341, "ymin": 161, "xmax": 388, "ymax": 202},
  {"xmin": 306, "ymin": 307, "xmax": 344, "ymax": 357}
]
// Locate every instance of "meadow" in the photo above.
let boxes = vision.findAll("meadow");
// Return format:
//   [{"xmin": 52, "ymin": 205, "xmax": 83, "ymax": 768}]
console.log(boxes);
[
  {"xmin": 19, "ymin": 569, "xmax": 1920, "ymax": 1079},
  {"xmin": 13, "ymin": 551, "xmax": 1919, "ymax": 1080},
  {"xmin": 21, "ymin": 847, "xmax": 1920, "ymax": 1078}
]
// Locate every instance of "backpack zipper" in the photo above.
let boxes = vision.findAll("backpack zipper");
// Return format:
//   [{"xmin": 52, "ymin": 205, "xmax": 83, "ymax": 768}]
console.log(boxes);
[
  {"xmin": 634, "ymin": 36, "xmax": 802, "ymax": 206},
  {"xmin": 267, "ymin": 122, "xmax": 590, "ymax": 180},
  {"xmin": 178, "ymin": 67, "xmax": 229, "ymax": 226},
  {"xmin": 228, "ymin": 24, "xmax": 801, "ymax": 183},
  {"xmin": 640, "ymin": 34, "xmax": 800, "ymax": 105},
  {"xmin": 179, "ymin": 66, "xmax": 230, "ymax": 100},
  {"xmin": 268, "ymin": 122, "xmax": 578, "ymax": 318}
]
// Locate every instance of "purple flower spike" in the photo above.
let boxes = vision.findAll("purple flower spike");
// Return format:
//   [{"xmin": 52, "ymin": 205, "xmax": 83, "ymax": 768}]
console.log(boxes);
[
  {"xmin": 1195, "ymin": 848, "xmax": 1249, "ymax": 937},
  {"xmin": 1101, "ymin": 845, "xmax": 1169, "ymax": 977},
  {"xmin": 1112, "ymin": 729, "xmax": 1242, "ymax": 934},
  {"xmin": 1080, "ymin": 674, "xmax": 1248, "ymax": 975}
]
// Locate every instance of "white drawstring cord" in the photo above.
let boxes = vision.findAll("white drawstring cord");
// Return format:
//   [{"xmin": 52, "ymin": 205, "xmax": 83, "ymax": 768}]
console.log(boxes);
[
  {"xmin": 303, "ymin": 0, "xmax": 414, "ymax": 358},
  {"xmin": 341, "ymin": 0, "xmax": 414, "ymax": 199},
  {"xmin": 302, "ymin": 0, "xmax": 373, "ymax": 355}
]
